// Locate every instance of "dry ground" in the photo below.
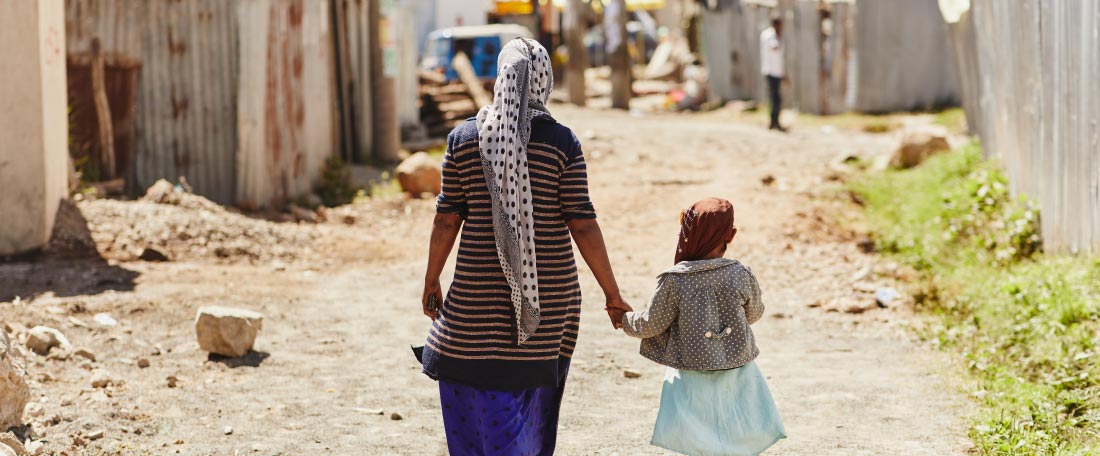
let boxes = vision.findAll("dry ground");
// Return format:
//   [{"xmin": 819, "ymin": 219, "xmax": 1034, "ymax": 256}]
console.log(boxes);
[{"xmin": 1, "ymin": 105, "xmax": 973, "ymax": 455}]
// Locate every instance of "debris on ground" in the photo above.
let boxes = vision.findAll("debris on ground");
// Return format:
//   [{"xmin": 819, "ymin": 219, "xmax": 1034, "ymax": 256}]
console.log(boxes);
[
  {"xmin": 889, "ymin": 125, "xmax": 950, "ymax": 169},
  {"xmin": 623, "ymin": 369, "xmax": 641, "ymax": 379},
  {"xmin": 195, "ymin": 306, "xmax": 264, "ymax": 358},
  {"xmin": 90, "ymin": 370, "xmax": 114, "ymax": 388},
  {"xmin": 0, "ymin": 432, "xmax": 26, "ymax": 456},
  {"xmin": 25, "ymin": 326, "xmax": 70, "ymax": 356},
  {"xmin": 395, "ymin": 152, "xmax": 443, "ymax": 197},
  {"xmin": 0, "ymin": 332, "xmax": 30, "ymax": 430},
  {"xmin": 390, "ymin": 412, "xmax": 404, "ymax": 421},
  {"xmin": 138, "ymin": 246, "xmax": 171, "ymax": 262},
  {"xmin": 80, "ymin": 180, "xmax": 321, "ymax": 262},
  {"xmin": 875, "ymin": 287, "xmax": 902, "ymax": 308},
  {"xmin": 92, "ymin": 313, "xmax": 118, "ymax": 327}
]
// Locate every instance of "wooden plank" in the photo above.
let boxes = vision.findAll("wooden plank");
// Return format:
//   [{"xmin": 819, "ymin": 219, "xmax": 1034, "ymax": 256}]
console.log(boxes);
[
  {"xmin": 90, "ymin": 37, "xmax": 116, "ymax": 181},
  {"xmin": 451, "ymin": 51, "xmax": 492, "ymax": 108}
]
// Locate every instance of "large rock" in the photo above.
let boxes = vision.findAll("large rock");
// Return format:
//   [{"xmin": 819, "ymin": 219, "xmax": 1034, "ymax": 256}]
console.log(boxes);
[
  {"xmin": 195, "ymin": 306, "xmax": 264, "ymax": 358},
  {"xmin": 890, "ymin": 126, "xmax": 950, "ymax": 169},
  {"xmin": 24, "ymin": 326, "xmax": 69, "ymax": 356},
  {"xmin": 395, "ymin": 152, "xmax": 442, "ymax": 197},
  {"xmin": 0, "ymin": 332, "xmax": 30, "ymax": 431}
]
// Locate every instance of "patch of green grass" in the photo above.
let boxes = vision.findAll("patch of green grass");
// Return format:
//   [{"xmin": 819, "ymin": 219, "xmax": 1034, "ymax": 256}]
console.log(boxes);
[
  {"xmin": 851, "ymin": 142, "xmax": 1100, "ymax": 455},
  {"xmin": 368, "ymin": 171, "xmax": 403, "ymax": 198},
  {"xmin": 934, "ymin": 107, "xmax": 968, "ymax": 133}
]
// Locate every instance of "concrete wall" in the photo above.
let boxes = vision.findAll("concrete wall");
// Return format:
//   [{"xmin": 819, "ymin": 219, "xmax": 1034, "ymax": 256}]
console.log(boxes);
[{"xmin": 0, "ymin": 0, "xmax": 70, "ymax": 255}]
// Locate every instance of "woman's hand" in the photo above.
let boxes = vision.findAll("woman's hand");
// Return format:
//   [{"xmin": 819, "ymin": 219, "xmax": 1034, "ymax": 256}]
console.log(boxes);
[
  {"xmin": 422, "ymin": 279, "xmax": 443, "ymax": 320},
  {"xmin": 605, "ymin": 296, "xmax": 632, "ymax": 330}
]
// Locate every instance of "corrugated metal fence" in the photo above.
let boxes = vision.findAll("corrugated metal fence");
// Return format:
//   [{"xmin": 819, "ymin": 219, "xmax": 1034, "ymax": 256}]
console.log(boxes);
[
  {"xmin": 947, "ymin": 1, "xmax": 1100, "ymax": 254},
  {"xmin": 65, "ymin": 0, "xmax": 344, "ymax": 208},
  {"xmin": 701, "ymin": 0, "xmax": 957, "ymax": 114},
  {"xmin": 66, "ymin": 0, "xmax": 241, "ymax": 204}
]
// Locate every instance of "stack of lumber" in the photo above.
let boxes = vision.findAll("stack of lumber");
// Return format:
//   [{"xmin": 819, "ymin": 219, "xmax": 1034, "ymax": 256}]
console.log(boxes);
[{"xmin": 418, "ymin": 52, "xmax": 494, "ymax": 138}]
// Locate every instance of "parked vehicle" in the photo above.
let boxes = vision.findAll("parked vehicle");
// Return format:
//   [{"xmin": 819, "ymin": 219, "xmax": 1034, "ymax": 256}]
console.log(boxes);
[{"xmin": 420, "ymin": 24, "xmax": 533, "ymax": 82}]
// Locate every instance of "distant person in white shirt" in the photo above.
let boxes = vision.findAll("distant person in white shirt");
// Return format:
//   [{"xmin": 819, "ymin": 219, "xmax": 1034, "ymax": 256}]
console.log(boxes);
[{"xmin": 760, "ymin": 17, "xmax": 787, "ymax": 132}]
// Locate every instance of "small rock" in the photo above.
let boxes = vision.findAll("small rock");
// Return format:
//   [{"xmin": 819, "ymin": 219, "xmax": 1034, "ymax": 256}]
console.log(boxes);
[
  {"xmin": 395, "ymin": 152, "xmax": 443, "ymax": 196},
  {"xmin": 0, "ymin": 331, "xmax": 31, "ymax": 430},
  {"xmin": 166, "ymin": 376, "xmax": 178, "ymax": 388},
  {"xmin": 24, "ymin": 402, "xmax": 44, "ymax": 418},
  {"xmin": 288, "ymin": 204, "xmax": 318, "ymax": 223},
  {"xmin": 771, "ymin": 313, "xmax": 788, "ymax": 319},
  {"xmin": 807, "ymin": 300, "xmax": 823, "ymax": 308},
  {"xmin": 223, "ymin": 426, "xmax": 233, "ymax": 435},
  {"xmin": 194, "ymin": 306, "xmax": 264, "ymax": 358},
  {"xmin": 138, "ymin": 246, "xmax": 171, "ymax": 262},
  {"xmin": 151, "ymin": 344, "xmax": 163, "ymax": 356},
  {"xmin": 0, "ymin": 433, "xmax": 25, "ymax": 456},
  {"xmin": 86, "ymin": 430, "xmax": 104, "ymax": 441},
  {"xmin": 760, "ymin": 174, "xmax": 776, "ymax": 186},
  {"xmin": 843, "ymin": 303, "xmax": 875, "ymax": 314},
  {"xmin": 856, "ymin": 238, "xmax": 876, "ymax": 254},
  {"xmin": 875, "ymin": 287, "xmax": 902, "ymax": 308},
  {"xmin": 25, "ymin": 326, "xmax": 70, "ymax": 356},
  {"xmin": 73, "ymin": 349, "xmax": 96, "ymax": 362},
  {"xmin": 389, "ymin": 412, "xmax": 403, "ymax": 421},
  {"xmin": 137, "ymin": 358, "xmax": 151, "ymax": 368},
  {"xmin": 890, "ymin": 126, "xmax": 950, "ymax": 169},
  {"xmin": 92, "ymin": 313, "xmax": 118, "ymax": 327},
  {"xmin": 60, "ymin": 399, "xmax": 72, "ymax": 407},
  {"xmin": 90, "ymin": 370, "xmax": 113, "ymax": 388},
  {"xmin": 623, "ymin": 369, "xmax": 641, "ymax": 379}
]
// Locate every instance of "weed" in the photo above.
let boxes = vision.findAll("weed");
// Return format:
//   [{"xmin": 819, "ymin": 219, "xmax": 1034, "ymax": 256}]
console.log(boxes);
[{"xmin": 850, "ymin": 142, "xmax": 1100, "ymax": 455}]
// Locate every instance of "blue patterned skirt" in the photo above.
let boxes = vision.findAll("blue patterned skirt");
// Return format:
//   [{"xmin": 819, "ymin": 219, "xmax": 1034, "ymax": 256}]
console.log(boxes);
[{"xmin": 438, "ymin": 375, "xmax": 567, "ymax": 456}]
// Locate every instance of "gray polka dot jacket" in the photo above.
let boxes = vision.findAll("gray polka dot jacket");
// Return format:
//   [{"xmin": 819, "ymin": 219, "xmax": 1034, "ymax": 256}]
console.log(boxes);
[{"xmin": 621, "ymin": 258, "xmax": 764, "ymax": 371}]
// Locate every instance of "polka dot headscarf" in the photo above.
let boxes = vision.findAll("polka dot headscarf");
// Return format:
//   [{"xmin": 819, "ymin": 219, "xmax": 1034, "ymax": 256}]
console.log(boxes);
[{"xmin": 475, "ymin": 38, "xmax": 554, "ymax": 344}]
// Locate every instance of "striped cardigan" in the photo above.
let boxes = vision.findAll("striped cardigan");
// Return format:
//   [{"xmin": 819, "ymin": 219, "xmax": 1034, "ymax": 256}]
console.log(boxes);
[{"xmin": 421, "ymin": 117, "xmax": 596, "ymax": 391}]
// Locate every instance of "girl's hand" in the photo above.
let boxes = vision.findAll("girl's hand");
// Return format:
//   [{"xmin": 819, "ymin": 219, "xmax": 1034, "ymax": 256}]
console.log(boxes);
[
  {"xmin": 422, "ymin": 280, "xmax": 443, "ymax": 320},
  {"xmin": 605, "ymin": 296, "xmax": 632, "ymax": 329}
]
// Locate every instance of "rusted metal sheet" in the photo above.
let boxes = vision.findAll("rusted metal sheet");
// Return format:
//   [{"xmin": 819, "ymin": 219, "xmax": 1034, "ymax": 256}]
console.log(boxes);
[
  {"xmin": 700, "ymin": 0, "xmax": 775, "ymax": 103},
  {"xmin": 951, "ymin": 0, "xmax": 1100, "ymax": 254},
  {"xmin": 344, "ymin": 0, "xmax": 373, "ymax": 162},
  {"xmin": 392, "ymin": 1, "xmax": 419, "ymax": 128},
  {"xmin": 68, "ymin": 0, "xmax": 242, "ymax": 203},
  {"xmin": 65, "ymin": 0, "xmax": 144, "ymax": 57},
  {"xmin": 237, "ymin": 0, "xmax": 336, "ymax": 208}
]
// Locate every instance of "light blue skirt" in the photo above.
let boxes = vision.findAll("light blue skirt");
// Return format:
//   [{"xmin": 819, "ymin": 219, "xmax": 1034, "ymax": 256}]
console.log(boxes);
[{"xmin": 651, "ymin": 361, "xmax": 786, "ymax": 456}]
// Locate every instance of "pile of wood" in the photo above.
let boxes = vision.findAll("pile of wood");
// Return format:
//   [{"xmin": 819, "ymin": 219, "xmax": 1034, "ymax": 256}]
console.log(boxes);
[{"xmin": 419, "ymin": 52, "xmax": 494, "ymax": 138}]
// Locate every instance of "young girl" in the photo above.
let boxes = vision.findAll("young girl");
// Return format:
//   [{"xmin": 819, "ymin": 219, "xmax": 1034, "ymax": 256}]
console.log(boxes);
[{"xmin": 616, "ymin": 197, "xmax": 786, "ymax": 456}]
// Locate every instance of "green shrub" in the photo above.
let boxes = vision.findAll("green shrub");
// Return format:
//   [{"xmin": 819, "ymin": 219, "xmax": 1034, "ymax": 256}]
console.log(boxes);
[
  {"xmin": 851, "ymin": 142, "xmax": 1100, "ymax": 455},
  {"xmin": 317, "ymin": 155, "xmax": 358, "ymax": 207}
]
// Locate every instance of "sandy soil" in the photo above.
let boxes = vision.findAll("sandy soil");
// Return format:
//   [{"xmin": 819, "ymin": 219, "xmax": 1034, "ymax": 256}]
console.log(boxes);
[{"xmin": 1, "ymin": 105, "xmax": 973, "ymax": 455}]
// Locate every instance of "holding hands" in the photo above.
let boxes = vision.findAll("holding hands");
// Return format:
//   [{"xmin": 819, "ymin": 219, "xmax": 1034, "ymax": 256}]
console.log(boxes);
[{"xmin": 605, "ymin": 295, "xmax": 632, "ymax": 330}]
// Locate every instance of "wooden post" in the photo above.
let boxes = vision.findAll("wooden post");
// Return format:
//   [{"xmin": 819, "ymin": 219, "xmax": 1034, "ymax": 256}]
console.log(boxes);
[
  {"xmin": 369, "ymin": 0, "xmax": 401, "ymax": 163},
  {"xmin": 90, "ymin": 38, "xmax": 115, "ymax": 180},
  {"xmin": 607, "ymin": 0, "xmax": 631, "ymax": 110},
  {"xmin": 452, "ymin": 52, "xmax": 492, "ymax": 109},
  {"xmin": 565, "ymin": 0, "xmax": 587, "ymax": 106}
]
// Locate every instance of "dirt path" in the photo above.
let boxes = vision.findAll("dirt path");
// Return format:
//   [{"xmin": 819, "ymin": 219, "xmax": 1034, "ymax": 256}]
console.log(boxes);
[{"xmin": 3, "ymin": 105, "xmax": 972, "ymax": 455}]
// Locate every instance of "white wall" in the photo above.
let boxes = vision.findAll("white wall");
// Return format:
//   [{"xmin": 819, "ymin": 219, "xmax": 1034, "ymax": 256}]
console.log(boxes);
[
  {"xmin": 0, "ymin": 0, "xmax": 70, "ymax": 255},
  {"xmin": 435, "ymin": 0, "xmax": 487, "ymax": 29}
]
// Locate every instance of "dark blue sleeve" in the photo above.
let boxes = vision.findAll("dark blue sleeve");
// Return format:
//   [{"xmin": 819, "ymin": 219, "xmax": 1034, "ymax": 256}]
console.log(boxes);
[
  {"xmin": 435, "ymin": 130, "xmax": 468, "ymax": 217},
  {"xmin": 560, "ymin": 131, "xmax": 596, "ymax": 220}
]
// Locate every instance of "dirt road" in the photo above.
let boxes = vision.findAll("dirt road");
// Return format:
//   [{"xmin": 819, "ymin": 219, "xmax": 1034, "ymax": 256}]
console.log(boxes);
[{"xmin": 2, "ymin": 105, "xmax": 972, "ymax": 455}]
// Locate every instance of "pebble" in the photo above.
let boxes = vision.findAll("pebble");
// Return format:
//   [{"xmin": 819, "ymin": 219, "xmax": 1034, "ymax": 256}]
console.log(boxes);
[
  {"xmin": 166, "ymin": 376, "xmax": 178, "ymax": 388},
  {"xmin": 137, "ymin": 358, "xmax": 151, "ymax": 368},
  {"xmin": 86, "ymin": 430, "xmax": 104, "ymax": 440},
  {"xmin": 623, "ymin": 369, "xmax": 641, "ymax": 379},
  {"xmin": 92, "ymin": 313, "xmax": 118, "ymax": 327},
  {"xmin": 73, "ymin": 349, "xmax": 96, "ymax": 362},
  {"xmin": 223, "ymin": 426, "xmax": 233, "ymax": 435},
  {"xmin": 390, "ymin": 412, "xmax": 403, "ymax": 421},
  {"xmin": 90, "ymin": 370, "xmax": 113, "ymax": 388}
]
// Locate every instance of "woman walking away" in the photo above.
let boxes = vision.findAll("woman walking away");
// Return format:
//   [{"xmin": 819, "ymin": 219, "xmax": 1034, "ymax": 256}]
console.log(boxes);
[
  {"xmin": 611, "ymin": 198, "xmax": 786, "ymax": 456},
  {"xmin": 417, "ymin": 38, "xmax": 632, "ymax": 456}
]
